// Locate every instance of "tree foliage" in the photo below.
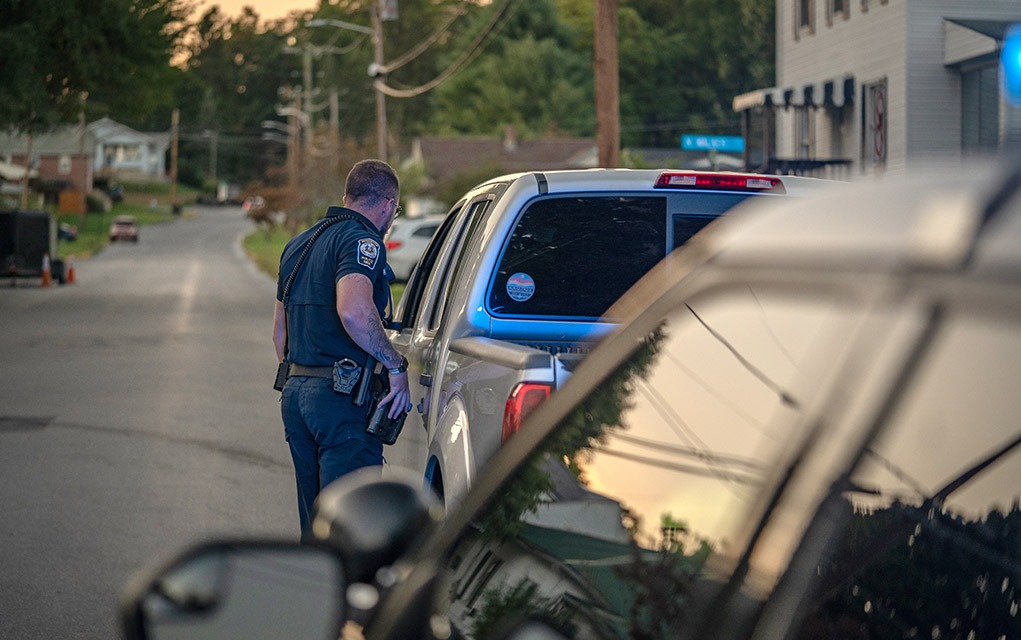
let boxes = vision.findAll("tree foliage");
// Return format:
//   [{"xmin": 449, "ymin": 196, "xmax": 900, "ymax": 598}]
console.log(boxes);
[
  {"xmin": 0, "ymin": 0, "xmax": 189, "ymax": 133},
  {"xmin": 1, "ymin": 0, "xmax": 776, "ymax": 186}
]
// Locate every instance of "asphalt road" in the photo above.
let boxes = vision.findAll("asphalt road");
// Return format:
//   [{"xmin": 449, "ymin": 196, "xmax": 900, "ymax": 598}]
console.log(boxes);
[{"xmin": 0, "ymin": 207, "xmax": 297, "ymax": 639}]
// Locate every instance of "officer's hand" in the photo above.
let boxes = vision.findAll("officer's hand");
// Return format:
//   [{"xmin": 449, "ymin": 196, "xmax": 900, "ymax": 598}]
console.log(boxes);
[{"xmin": 383, "ymin": 371, "xmax": 411, "ymax": 419}]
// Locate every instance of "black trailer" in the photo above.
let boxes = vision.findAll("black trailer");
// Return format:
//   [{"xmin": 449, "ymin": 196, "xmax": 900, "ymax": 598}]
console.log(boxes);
[{"xmin": 0, "ymin": 209, "xmax": 62, "ymax": 283}]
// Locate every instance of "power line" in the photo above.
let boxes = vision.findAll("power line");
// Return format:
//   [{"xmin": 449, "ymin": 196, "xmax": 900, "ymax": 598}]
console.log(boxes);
[
  {"xmin": 685, "ymin": 303, "xmax": 801, "ymax": 409},
  {"xmin": 381, "ymin": 5, "xmax": 468, "ymax": 74},
  {"xmin": 589, "ymin": 446, "xmax": 760, "ymax": 485},
  {"xmin": 608, "ymin": 431, "xmax": 767, "ymax": 471},
  {"xmin": 376, "ymin": 0, "xmax": 524, "ymax": 99}
]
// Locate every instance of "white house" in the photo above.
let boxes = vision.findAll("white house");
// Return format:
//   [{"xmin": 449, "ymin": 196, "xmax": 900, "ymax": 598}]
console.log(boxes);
[
  {"xmin": 86, "ymin": 117, "xmax": 169, "ymax": 179},
  {"xmin": 733, "ymin": 0, "xmax": 1021, "ymax": 177}
]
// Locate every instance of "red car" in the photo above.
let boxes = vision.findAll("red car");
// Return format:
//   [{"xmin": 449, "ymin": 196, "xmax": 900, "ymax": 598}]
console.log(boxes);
[{"xmin": 109, "ymin": 215, "xmax": 139, "ymax": 242}]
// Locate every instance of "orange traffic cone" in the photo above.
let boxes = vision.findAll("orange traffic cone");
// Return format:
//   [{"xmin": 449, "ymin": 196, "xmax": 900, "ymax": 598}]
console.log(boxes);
[
  {"xmin": 66, "ymin": 256, "xmax": 76, "ymax": 284},
  {"xmin": 41, "ymin": 253, "xmax": 52, "ymax": 287}
]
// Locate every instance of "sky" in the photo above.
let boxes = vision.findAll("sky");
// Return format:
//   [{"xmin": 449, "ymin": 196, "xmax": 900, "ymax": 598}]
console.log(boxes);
[{"xmin": 196, "ymin": 0, "xmax": 317, "ymax": 21}]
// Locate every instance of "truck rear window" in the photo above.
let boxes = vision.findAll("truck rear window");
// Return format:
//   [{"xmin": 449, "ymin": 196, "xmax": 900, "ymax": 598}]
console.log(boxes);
[{"xmin": 488, "ymin": 196, "xmax": 668, "ymax": 320}]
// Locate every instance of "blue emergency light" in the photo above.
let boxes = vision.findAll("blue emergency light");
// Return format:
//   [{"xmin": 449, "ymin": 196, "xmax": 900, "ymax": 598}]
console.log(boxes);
[{"xmin": 1003, "ymin": 24, "xmax": 1021, "ymax": 106}]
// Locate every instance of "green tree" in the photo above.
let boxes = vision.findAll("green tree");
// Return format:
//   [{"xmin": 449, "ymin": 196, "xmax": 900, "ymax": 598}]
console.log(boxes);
[
  {"xmin": 428, "ymin": 0, "xmax": 593, "ymax": 137},
  {"xmin": 0, "ymin": 0, "xmax": 189, "ymax": 133},
  {"xmin": 617, "ymin": 0, "xmax": 774, "ymax": 147},
  {"xmin": 173, "ymin": 6, "xmax": 297, "ymax": 186}
]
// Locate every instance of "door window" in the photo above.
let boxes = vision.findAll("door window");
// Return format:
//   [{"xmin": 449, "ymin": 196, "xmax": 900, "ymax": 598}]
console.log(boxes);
[
  {"xmin": 791, "ymin": 306, "xmax": 1021, "ymax": 640},
  {"xmin": 393, "ymin": 202, "xmax": 463, "ymax": 331}
]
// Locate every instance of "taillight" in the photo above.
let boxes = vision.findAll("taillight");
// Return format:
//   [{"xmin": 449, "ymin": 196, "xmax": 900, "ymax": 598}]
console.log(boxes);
[
  {"xmin": 386, "ymin": 240, "xmax": 403, "ymax": 250},
  {"xmin": 654, "ymin": 172, "xmax": 785, "ymax": 194},
  {"xmin": 501, "ymin": 382, "xmax": 552, "ymax": 443}
]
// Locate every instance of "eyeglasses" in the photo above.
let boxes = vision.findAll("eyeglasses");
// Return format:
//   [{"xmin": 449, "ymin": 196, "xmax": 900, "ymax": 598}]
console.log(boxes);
[{"xmin": 387, "ymin": 197, "xmax": 402, "ymax": 217}]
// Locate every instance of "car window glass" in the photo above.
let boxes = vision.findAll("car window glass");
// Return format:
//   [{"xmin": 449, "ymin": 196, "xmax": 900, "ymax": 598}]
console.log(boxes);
[
  {"xmin": 793, "ymin": 307, "xmax": 1021, "ymax": 640},
  {"xmin": 669, "ymin": 192, "xmax": 751, "ymax": 250},
  {"xmin": 488, "ymin": 196, "xmax": 668, "ymax": 320},
  {"xmin": 394, "ymin": 204, "xmax": 462, "ymax": 329},
  {"xmin": 413, "ymin": 224, "xmax": 440, "ymax": 238},
  {"xmin": 433, "ymin": 283, "xmax": 862, "ymax": 639},
  {"xmin": 428, "ymin": 199, "xmax": 491, "ymax": 331}
]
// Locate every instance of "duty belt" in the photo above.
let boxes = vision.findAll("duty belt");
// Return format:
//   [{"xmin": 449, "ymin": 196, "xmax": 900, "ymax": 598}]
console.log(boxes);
[{"xmin": 289, "ymin": 364, "xmax": 333, "ymax": 378}]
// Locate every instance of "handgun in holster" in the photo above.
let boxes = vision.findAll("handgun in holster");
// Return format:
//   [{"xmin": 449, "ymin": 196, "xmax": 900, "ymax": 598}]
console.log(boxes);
[
  {"xmin": 355, "ymin": 356, "xmax": 407, "ymax": 445},
  {"xmin": 352, "ymin": 356, "xmax": 378, "ymax": 407}
]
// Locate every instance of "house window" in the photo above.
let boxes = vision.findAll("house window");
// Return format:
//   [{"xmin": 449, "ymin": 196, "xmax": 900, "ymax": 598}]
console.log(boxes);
[
  {"xmin": 796, "ymin": 0, "xmax": 814, "ymax": 37},
  {"xmin": 828, "ymin": 0, "xmax": 848, "ymax": 24},
  {"xmin": 796, "ymin": 107, "xmax": 815, "ymax": 158},
  {"xmin": 112, "ymin": 144, "xmax": 142, "ymax": 163},
  {"xmin": 863, "ymin": 80, "xmax": 887, "ymax": 170},
  {"xmin": 961, "ymin": 64, "xmax": 999, "ymax": 155},
  {"xmin": 58, "ymin": 155, "xmax": 72, "ymax": 175}
]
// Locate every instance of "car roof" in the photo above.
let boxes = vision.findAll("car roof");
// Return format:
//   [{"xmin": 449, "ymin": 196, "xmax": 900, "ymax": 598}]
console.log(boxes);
[
  {"xmin": 696, "ymin": 159, "xmax": 1021, "ymax": 279},
  {"xmin": 474, "ymin": 167, "xmax": 834, "ymax": 198}
]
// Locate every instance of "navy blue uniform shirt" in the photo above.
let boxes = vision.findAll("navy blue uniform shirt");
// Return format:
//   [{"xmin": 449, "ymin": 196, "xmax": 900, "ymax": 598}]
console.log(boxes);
[{"xmin": 276, "ymin": 206, "xmax": 393, "ymax": 366}]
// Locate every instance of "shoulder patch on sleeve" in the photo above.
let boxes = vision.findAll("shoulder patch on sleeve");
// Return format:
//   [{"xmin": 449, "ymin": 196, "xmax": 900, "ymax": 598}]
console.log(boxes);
[{"xmin": 357, "ymin": 238, "xmax": 380, "ymax": 269}]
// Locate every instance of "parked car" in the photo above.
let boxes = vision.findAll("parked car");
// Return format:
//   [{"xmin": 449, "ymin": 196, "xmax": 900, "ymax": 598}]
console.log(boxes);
[
  {"xmin": 386, "ymin": 169, "xmax": 831, "ymax": 512},
  {"xmin": 120, "ymin": 157, "xmax": 1021, "ymax": 640},
  {"xmin": 109, "ymin": 215, "xmax": 139, "ymax": 242},
  {"xmin": 384, "ymin": 214, "xmax": 445, "ymax": 281},
  {"xmin": 58, "ymin": 222, "xmax": 77, "ymax": 241}
]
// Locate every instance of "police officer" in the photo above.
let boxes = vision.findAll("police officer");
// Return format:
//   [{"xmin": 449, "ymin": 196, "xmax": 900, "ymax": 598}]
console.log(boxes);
[{"xmin": 272, "ymin": 159, "xmax": 411, "ymax": 538}]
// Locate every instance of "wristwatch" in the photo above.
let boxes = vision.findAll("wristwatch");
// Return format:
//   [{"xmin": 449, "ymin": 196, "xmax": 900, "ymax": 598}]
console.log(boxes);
[{"xmin": 388, "ymin": 356, "xmax": 409, "ymax": 375}]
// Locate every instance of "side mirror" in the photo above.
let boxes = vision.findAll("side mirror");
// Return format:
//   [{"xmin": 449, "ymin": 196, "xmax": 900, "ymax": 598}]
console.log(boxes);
[
  {"xmin": 312, "ymin": 467, "xmax": 442, "ymax": 584},
  {"xmin": 120, "ymin": 540, "xmax": 345, "ymax": 640}
]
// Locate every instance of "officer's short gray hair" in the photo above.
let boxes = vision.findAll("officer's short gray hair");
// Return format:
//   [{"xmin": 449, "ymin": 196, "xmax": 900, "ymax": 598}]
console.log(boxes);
[{"xmin": 345, "ymin": 159, "xmax": 399, "ymax": 203}]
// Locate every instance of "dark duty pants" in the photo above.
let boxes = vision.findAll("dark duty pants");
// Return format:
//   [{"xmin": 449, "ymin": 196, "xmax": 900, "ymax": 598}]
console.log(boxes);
[{"xmin": 281, "ymin": 375, "xmax": 383, "ymax": 539}]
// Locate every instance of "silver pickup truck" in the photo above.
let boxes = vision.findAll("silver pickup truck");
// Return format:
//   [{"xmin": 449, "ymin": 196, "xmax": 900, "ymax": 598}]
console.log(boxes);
[{"xmin": 385, "ymin": 168, "xmax": 827, "ymax": 510}]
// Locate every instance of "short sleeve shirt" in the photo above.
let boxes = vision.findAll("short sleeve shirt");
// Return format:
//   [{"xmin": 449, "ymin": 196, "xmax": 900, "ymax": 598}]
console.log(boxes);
[{"xmin": 276, "ymin": 206, "xmax": 393, "ymax": 366}]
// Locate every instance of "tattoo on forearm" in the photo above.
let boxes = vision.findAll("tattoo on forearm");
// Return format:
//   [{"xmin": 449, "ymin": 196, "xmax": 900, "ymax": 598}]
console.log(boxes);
[{"xmin": 363, "ymin": 310, "xmax": 396, "ymax": 367}]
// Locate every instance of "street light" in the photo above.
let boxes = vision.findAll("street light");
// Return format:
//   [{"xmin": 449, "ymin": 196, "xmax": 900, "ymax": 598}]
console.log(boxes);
[{"xmin": 306, "ymin": 13, "xmax": 388, "ymax": 162}]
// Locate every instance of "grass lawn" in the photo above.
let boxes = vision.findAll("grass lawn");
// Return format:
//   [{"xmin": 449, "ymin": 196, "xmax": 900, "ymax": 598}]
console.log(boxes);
[
  {"xmin": 55, "ymin": 183, "xmax": 199, "ymax": 259},
  {"xmin": 243, "ymin": 225, "xmax": 406, "ymax": 303}
]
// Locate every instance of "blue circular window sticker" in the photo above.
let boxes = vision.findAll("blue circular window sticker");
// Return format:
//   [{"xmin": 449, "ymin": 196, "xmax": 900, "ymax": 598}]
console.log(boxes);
[{"xmin": 506, "ymin": 272, "xmax": 536, "ymax": 302}]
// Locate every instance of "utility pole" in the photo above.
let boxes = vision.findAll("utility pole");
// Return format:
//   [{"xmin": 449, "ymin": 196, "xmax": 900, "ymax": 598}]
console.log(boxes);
[
  {"xmin": 371, "ymin": 0, "xmax": 388, "ymax": 162},
  {"xmin": 305, "ymin": 15, "xmax": 384, "ymax": 159},
  {"xmin": 302, "ymin": 45, "xmax": 315, "ymax": 150},
  {"xmin": 170, "ymin": 109, "xmax": 180, "ymax": 214},
  {"xmin": 595, "ymin": 0, "xmax": 620, "ymax": 168}
]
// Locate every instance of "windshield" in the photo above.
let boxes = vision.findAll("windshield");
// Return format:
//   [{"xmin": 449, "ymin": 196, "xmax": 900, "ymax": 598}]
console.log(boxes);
[
  {"xmin": 425, "ymin": 278, "xmax": 1021, "ymax": 640},
  {"xmin": 436, "ymin": 282, "xmax": 862, "ymax": 639}
]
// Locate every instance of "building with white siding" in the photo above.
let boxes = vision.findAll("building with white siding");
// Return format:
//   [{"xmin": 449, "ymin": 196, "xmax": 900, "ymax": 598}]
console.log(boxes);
[{"xmin": 733, "ymin": 0, "xmax": 1021, "ymax": 177}]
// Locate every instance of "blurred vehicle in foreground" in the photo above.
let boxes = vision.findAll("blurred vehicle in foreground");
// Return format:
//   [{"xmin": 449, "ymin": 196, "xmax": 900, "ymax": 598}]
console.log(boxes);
[
  {"xmin": 109, "ymin": 215, "xmax": 139, "ymax": 243},
  {"xmin": 121, "ymin": 156, "xmax": 1021, "ymax": 640},
  {"xmin": 384, "ymin": 214, "xmax": 445, "ymax": 282}
]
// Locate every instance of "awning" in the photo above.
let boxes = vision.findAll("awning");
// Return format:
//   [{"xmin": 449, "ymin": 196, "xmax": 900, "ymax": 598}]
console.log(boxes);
[
  {"xmin": 733, "ymin": 76, "xmax": 855, "ymax": 111},
  {"xmin": 943, "ymin": 18, "xmax": 1009, "ymax": 66},
  {"xmin": 0, "ymin": 161, "xmax": 37, "ymax": 181}
]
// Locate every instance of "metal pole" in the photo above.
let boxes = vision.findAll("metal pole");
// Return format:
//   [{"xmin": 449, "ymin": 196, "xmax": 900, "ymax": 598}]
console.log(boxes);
[
  {"xmin": 372, "ymin": 0, "xmax": 387, "ymax": 162},
  {"xmin": 303, "ymin": 45, "xmax": 314, "ymax": 150},
  {"xmin": 170, "ymin": 109, "xmax": 180, "ymax": 214}
]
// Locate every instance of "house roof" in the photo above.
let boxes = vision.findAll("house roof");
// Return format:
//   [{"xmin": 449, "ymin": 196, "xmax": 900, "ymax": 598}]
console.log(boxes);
[
  {"xmin": 0, "ymin": 126, "xmax": 97, "ymax": 155},
  {"xmin": 412, "ymin": 135, "xmax": 596, "ymax": 187},
  {"xmin": 86, "ymin": 117, "xmax": 170, "ymax": 147},
  {"xmin": 0, "ymin": 118, "xmax": 170, "ymax": 157}
]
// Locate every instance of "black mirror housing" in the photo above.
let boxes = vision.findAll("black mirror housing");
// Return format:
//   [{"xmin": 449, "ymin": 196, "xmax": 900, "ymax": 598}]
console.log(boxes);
[
  {"xmin": 312, "ymin": 467, "xmax": 442, "ymax": 584},
  {"xmin": 120, "ymin": 540, "xmax": 346, "ymax": 640}
]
